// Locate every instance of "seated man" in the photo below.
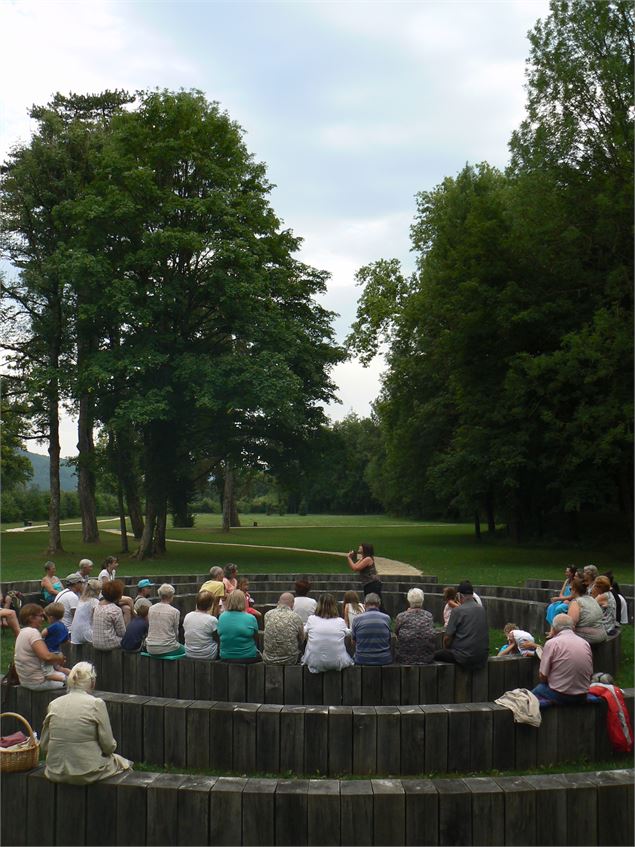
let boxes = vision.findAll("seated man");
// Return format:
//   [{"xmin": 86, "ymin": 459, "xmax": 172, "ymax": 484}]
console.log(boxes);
[
  {"xmin": 351, "ymin": 593, "xmax": 392, "ymax": 665},
  {"xmin": 532, "ymin": 613, "xmax": 592, "ymax": 706},
  {"xmin": 200, "ymin": 566, "xmax": 225, "ymax": 616},
  {"xmin": 262, "ymin": 593, "xmax": 305, "ymax": 665},
  {"xmin": 136, "ymin": 579, "xmax": 155, "ymax": 600},
  {"xmin": 434, "ymin": 581, "xmax": 488, "ymax": 669},
  {"xmin": 68, "ymin": 559, "xmax": 93, "ymax": 584}
]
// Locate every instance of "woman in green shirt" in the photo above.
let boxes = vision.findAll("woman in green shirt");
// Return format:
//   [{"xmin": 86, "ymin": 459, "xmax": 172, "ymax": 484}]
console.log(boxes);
[{"xmin": 217, "ymin": 590, "xmax": 261, "ymax": 662}]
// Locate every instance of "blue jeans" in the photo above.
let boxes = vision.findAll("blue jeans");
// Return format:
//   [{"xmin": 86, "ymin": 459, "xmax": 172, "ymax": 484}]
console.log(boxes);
[{"xmin": 532, "ymin": 682, "xmax": 588, "ymax": 706}]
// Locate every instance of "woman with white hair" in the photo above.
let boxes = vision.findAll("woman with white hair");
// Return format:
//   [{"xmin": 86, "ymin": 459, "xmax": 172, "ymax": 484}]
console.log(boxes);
[
  {"xmin": 40, "ymin": 661, "xmax": 132, "ymax": 783},
  {"xmin": 145, "ymin": 583, "xmax": 185, "ymax": 657},
  {"xmin": 394, "ymin": 588, "xmax": 436, "ymax": 664}
]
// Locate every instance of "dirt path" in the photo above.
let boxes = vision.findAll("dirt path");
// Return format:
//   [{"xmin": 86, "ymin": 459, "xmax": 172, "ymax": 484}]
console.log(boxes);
[{"xmin": 100, "ymin": 529, "xmax": 422, "ymax": 576}]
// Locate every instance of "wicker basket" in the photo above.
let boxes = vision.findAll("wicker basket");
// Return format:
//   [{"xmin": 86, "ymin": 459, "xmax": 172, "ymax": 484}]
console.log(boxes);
[{"xmin": 0, "ymin": 712, "xmax": 40, "ymax": 773}]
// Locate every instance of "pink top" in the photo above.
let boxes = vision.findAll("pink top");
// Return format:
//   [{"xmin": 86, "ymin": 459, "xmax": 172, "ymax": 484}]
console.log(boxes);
[
  {"xmin": 223, "ymin": 578, "xmax": 237, "ymax": 596},
  {"xmin": 539, "ymin": 629, "xmax": 592, "ymax": 695}
]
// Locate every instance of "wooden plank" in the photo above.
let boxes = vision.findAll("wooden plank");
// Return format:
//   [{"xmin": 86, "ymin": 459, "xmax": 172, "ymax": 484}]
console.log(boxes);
[
  {"xmin": 322, "ymin": 669, "xmax": 342, "ymax": 706},
  {"xmin": 147, "ymin": 773, "xmax": 188, "ymax": 846},
  {"xmin": 436, "ymin": 779, "xmax": 471, "ymax": 846},
  {"xmin": 242, "ymin": 779, "xmax": 277, "ymax": 846},
  {"xmin": 227, "ymin": 663, "xmax": 248, "ymax": 703},
  {"xmin": 307, "ymin": 780, "xmax": 340, "ymax": 846},
  {"xmin": 1, "ymin": 771, "xmax": 28, "ymax": 847},
  {"xmin": 115, "ymin": 772, "xmax": 157, "ymax": 846},
  {"xmin": 210, "ymin": 660, "xmax": 228, "ymax": 701},
  {"xmin": 372, "ymin": 779, "xmax": 406, "ymax": 846},
  {"xmin": 282, "ymin": 664, "xmax": 302, "ymax": 705},
  {"xmin": 340, "ymin": 781, "xmax": 373, "ymax": 846},
  {"xmin": 118, "ymin": 694, "xmax": 149, "ymax": 763},
  {"xmin": 535, "ymin": 703, "xmax": 559, "ymax": 767},
  {"xmin": 496, "ymin": 775, "xmax": 537, "ymax": 846},
  {"xmin": 464, "ymin": 777, "xmax": 504, "ymax": 846},
  {"xmin": 594, "ymin": 770, "xmax": 635, "ymax": 847},
  {"xmin": 162, "ymin": 659, "xmax": 180, "ymax": 699},
  {"xmin": 209, "ymin": 778, "xmax": 247, "ymax": 847},
  {"xmin": 491, "ymin": 703, "xmax": 515, "ymax": 770},
  {"xmin": 352, "ymin": 706, "xmax": 377, "ymax": 775},
  {"xmin": 446, "ymin": 704, "xmax": 471, "ymax": 773},
  {"xmin": 304, "ymin": 706, "xmax": 328, "ymax": 774},
  {"xmin": 275, "ymin": 780, "xmax": 309, "ymax": 847},
  {"xmin": 177, "ymin": 658, "xmax": 195, "ymax": 700},
  {"xmin": 26, "ymin": 767, "xmax": 55, "ymax": 847},
  {"xmin": 469, "ymin": 705, "xmax": 493, "ymax": 772},
  {"xmin": 146, "ymin": 657, "xmax": 164, "ymax": 697},
  {"xmin": 280, "ymin": 706, "xmax": 305, "ymax": 773},
  {"xmin": 85, "ymin": 772, "xmax": 129, "ymax": 846},
  {"xmin": 246, "ymin": 661, "xmax": 265, "ymax": 703},
  {"xmin": 514, "ymin": 722, "xmax": 538, "ymax": 770},
  {"xmin": 257, "ymin": 704, "xmax": 282, "ymax": 773},
  {"xmin": 453, "ymin": 664, "xmax": 471, "ymax": 703},
  {"xmin": 232, "ymin": 703, "xmax": 259, "ymax": 772},
  {"xmin": 471, "ymin": 663, "xmax": 489, "ymax": 703},
  {"xmin": 403, "ymin": 779, "xmax": 438, "ymax": 846},
  {"xmin": 361, "ymin": 665, "xmax": 382, "ymax": 706},
  {"xmin": 122, "ymin": 650, "xmax": 139, "ymax": 695},
  {"xmin": 524, "ymin": 774, "xmax": 568, "ymax": 846},
  {"xmin": 342, "ymin": 666, "xmax": 362, "ymax": 706},
  {"xmin": 487, "ymin": 657, "xmax": 506, "ymax": 701},
  {"xmin": 399, "ymin": 705, "xmax": 425, "ymax": 775},
  {"xmin": 209, "ymin": 701, "xmax": 234, "ymax": 771},
  {"xmin": 303, "ymin": 668, "xmax": 324, "ymax": 706},
  {"xmin": 381, "ymin": 665, "xmax": 401, "ymax": 706},
  {"xmin": 164, "ymin": 698, "xmax": 194, "ymax": 769},
  {"xmin": 401, "ymin": 665, "xmax": 420, "ymax": 706},
  {"xmin": 176, "ymin": 776, "xmax": 217, "ymax": 847},
  {"xmin": 435, "ymin": 662, "xmax": 453, "ymax": 704},
  {"xmin": 328, "ymin": 706, "xmax": 353, "ymax": 776},
  {"xmin": 423, "ymin": 705, "xmax": 448, "ymax": 774},
  {"xmin": 265, "ymin": 663, "xmax": 285, "ymax": 704},
  {"xmin": 375, "ymin": 706, "xmax": 401, "ymax": 775},
  {"xmin": 186, "ymin": 700, "xmax": 213, "ymax": 770},
  {"xmin": 143, "ymin": 697, "xmax": 166, "ymax": 766},
  {"xmin": 564, "ymin": 772, "xmax": 598, "ymax": 847}
]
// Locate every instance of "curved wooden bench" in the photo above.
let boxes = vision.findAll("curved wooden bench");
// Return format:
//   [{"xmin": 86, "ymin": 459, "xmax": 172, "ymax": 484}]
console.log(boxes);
[
  {"xmin": 3, "ymin": 685, "xmax": 632, "ymax": 779},
  {"xmin": 2, "ymin": 763, "xmax": 633, "ymax": 846}
]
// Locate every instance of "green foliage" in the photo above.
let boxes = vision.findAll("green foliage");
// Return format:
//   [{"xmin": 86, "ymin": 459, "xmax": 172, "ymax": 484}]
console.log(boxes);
[{"xmin": 0, "ymin": 399, "xmax": 33, "ymax": 491}]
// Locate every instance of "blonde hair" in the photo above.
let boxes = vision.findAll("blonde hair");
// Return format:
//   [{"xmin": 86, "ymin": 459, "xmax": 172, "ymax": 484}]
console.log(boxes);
[
  {"xmin": 225, "ymin": 589, "xmax": 246, "ymax": 612},
  {"xmin": 81, "ymin": 578, "xmax": 102, "ymax": 601},
  {"xmin": 44, "ymin": 602, "xmax": 64, "ymax": 620},
  {"xmin": 504, "ymin": 622, "xmax": 519, "ymax": 634},
  {"xmin": 67, "ymin": 661, "xmax": 97, "ymax": 691},
  {"xmin": 158, "ymin": 583, "xmax": 175, "ymax": 599}
]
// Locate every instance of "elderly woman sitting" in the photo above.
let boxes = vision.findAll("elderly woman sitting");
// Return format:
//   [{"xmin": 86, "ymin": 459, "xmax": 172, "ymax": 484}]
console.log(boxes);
[
  {"xmin": 146, "ymin": 583, "xmax": 185, "ymax": 657},
  {"xmin": 568, "ymin": 576, "xmax": 607, "ymax": 644},
  {"xmin": 41, "ymin": 661, "xmax": 132, "ymax": 783},
  {"xmin": 395, "ymin": 588, "xmax": 436, "ymax": 664},
  {"xmin": 590, "ymin": 576, "xmax": 619, "ymax": 636}
]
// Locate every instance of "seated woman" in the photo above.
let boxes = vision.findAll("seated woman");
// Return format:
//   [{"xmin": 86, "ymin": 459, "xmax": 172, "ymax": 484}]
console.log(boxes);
[
  {"xmin": 302, "ymin": 593, "xmax": 353, "ymax": 673},
  {"xmin": 223, "ymin": 564, "xmax": 238, "ymax": 598},
  {"xmin": 567, "ymin": 576, "xmax": 607, "ymax": 644},
  {"xmin": 0, "ymin": 592, "xmax": 20, "ymax": 637},
  {"xmin": 41, "ymin": 661, "xmax": 132, "ymax": 783},
  {"xmin": 217, "ymin": 589, "xmax": 260, "ymax": 663},
  {"xmin": 343, "ymin": 590, "xmax": 365, "ymax": 629},
  {"xmin": 183, "ymin": 591, "xmax": 219, "ymax": 660},
  {"xmin": 395, "ymin": 588, "xmax": 435, "ymax": 664},
  {"xmin": 92, "ymin": 580, "xmax": 126, "ymax": 651},
  {"xmin": 590, "ymin": 576, "xmax": 619, "ymax": 636},
  {"xmin": 121, "ymin": 598, "xmax": 151, "ymax": 653},
  {"xmin": 442, "ymin": 586, "xmax": 460, "ymax": 627},
  {"xmin": 14, "ymin": 603, "xmax": 70, "ymax": 691},
  {"xmin": 70, "ymin": 579, "xmax": 102, "ymax": 645},
  {"xmin": 545, "ymin": 565, "xmax": 576, "ymax": 626},
  {"xmin": 146, "ymin": 584, "xmax": 185, "ymax": 657},
  {"xmin": 41, "ymin": 561, "xmax": 63, "ymax": 603}
]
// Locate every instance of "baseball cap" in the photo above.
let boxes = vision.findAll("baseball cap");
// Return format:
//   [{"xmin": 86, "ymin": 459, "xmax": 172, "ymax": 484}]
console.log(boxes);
[
  {"xmin": 137, "ymin": 579, "xmax": 155, "ymax": 589},
  {"xmin": 65, "ymin": 574, "xmax": 83, "ymax": 585},
  {"xmin": 456, "ymin": 581, "xmax": 474, "ymax": 595}
]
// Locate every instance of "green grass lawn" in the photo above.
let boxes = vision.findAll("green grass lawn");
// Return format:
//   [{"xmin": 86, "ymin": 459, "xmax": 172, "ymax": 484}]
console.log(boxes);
[{"xmin": 2, "ymin": 513, "xmax": 632, "ymax": 585}]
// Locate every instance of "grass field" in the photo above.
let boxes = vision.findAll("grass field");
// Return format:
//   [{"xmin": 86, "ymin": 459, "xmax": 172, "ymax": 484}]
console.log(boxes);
[{"xmin": 1, "ymin": 513, "xmax": 632, "ymax": 585}]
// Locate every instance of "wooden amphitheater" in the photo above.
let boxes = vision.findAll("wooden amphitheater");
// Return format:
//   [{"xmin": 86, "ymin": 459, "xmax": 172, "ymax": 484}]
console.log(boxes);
[{"xmin": 1, "ymin": 571, "xmax": 633, "ymax": 847}]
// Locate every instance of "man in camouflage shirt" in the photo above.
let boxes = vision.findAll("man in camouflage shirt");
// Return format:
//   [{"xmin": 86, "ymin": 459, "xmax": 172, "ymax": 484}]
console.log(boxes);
[{"xmin": 263, "ymin": 593, "xmax": 305, "ymax": 665}]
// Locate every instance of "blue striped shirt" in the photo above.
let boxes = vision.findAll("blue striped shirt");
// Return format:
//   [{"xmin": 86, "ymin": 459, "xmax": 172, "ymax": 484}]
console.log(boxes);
[{"xmin": 351, "ymin": 609, "xmax": 392, "ymax": 665}]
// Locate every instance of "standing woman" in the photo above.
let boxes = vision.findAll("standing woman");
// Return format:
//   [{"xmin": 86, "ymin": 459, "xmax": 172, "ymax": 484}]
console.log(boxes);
[{"xmin": 346, "ymin": 543, "xmax": 382, "ymax": 600}]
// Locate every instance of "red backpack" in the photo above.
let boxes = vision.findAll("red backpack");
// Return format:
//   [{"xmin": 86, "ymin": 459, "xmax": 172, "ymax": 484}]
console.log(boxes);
[{"xmin": 589, "ymin": 683, "xmax": 633, "ymax": 754}]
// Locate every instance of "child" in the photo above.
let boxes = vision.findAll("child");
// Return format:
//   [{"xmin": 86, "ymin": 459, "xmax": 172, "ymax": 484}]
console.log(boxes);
[
  {"xmin": 343, "ymin": 590, "xmax": 365, "ymax": 628},
  {"xmin": 121, "ymin": 598, "xmax": 151, "ymax": 652},
  {"xmin": 41, "ymin": 603, "xmax": 70, "ymax": 683},
  {"xmin": 237, "ymin": 577, "xmax": 262, "ymax": 620},
  {"xmin": 442, "ymin": 587, "xmax": 460, "ymax": 627},
  {"xmin": 498, "ymin": 622, "xmax": 541, "ymax": 657}
]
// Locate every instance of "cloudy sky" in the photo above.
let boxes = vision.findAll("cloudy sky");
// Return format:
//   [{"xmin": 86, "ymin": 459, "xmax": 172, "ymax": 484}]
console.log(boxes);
[{"xmin": 1, "ymin": 0, "xmax": 549, "ymax": 457}]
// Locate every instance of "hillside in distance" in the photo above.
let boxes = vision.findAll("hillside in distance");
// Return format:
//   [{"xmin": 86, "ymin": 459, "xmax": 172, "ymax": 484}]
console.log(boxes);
[{"xmin": 19, "ymin": 450, "xmax": 77, "ymax": 492}]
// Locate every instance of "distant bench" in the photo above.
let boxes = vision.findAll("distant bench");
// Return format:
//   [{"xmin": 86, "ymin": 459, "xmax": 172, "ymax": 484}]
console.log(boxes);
[
  {"xmin": 57, "ymin": 635, "xmax": 622, "ymax": 705},
  {"xmin": 3, "ymin": 685, "xmax": 632, "ymax": 778},
  {"xmin": 2, "ymin": 765, "xmax": 633, "ymax": 847}
]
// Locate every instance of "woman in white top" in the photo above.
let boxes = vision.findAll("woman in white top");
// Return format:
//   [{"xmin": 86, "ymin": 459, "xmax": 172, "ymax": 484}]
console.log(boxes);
[
  {"xmin": 71, "ymin": 579, "xmax": 102, "ymax": 645},
  {"xmin": 302, "ymin": 594, "xmax": 353, "ymax": 673},
  {"xmin": 343, "ymin": 590, "xmax": 365, "ymax": 628},
  {"xmin": 183, "ymin": 591, "xmax": 219, "ymax": 660},
  {"xmin": 146, "ymin": 584, "xmax": 185, "ymax": 657}
]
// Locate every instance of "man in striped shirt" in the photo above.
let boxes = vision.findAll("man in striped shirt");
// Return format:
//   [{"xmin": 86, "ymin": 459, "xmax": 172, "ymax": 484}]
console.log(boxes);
[{"xmin": 351, "ymin": 593, "xmax": 392, "ymax": 665}]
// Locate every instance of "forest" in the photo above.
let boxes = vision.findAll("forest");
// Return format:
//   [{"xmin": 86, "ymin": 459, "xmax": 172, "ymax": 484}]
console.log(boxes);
[{"xmin": 1, "ymin": 1, "xmax": 632, "ymax": 551}]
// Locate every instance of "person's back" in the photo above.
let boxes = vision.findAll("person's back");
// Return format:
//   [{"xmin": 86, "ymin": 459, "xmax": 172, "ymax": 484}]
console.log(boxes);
[
  {"xmin": 444, "ymin": 591, "xmax": 488, "ymax": 669},
  {"xmin": 121, "ymin": 608, "xmax": 150, "ymax": 653},
  {"xmin": 263, "ymin": 601, "xmax": 304, "ymax": 665},
  {"xmin": 146, "ymin": 602, "xmax": 180, "ymax": 654},
  {"xmin": 351, "ymin": 595, "xmax": 392, "ymax": 666}
]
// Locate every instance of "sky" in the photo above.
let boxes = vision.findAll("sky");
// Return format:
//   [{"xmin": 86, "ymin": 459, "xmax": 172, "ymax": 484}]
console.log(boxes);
[{"xmin": 1, "ymin": 0, "xmax": 549, "ymax": 457}]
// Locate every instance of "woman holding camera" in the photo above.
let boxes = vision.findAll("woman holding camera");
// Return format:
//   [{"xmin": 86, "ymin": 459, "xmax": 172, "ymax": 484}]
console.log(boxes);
[{"xmin": 346, "ymin": 543, "xmax": 382, "ymax": 600}]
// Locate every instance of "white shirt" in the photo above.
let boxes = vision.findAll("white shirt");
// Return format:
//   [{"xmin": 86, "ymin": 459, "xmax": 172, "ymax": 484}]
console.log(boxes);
[
  {"xmin": 55, "ymin": 588, "xmax": 80, "ymax": 631},
  {"xmin": 98, "ymin": 568, "xmax": 116, "ymax": 583},
  {"xmin": 71, "ymin": 598, "xmax": 99, "ymax": 645},
  {"xmin": 183, "ymin": 611, "xmax": 218, "ymax": 660},
  {"xmin": 302, "ymin": 615, "xmax": 353, "ymax": 673},
  {"xmin": 473, "ymin": 592, "xmax": 483, "ymax": 607},
  {"xmin": 293, "ymin": 596, "xmax": 317, "ymax": 624}
]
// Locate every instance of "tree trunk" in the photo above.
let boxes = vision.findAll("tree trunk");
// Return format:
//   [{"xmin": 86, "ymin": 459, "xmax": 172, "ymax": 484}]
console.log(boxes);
[
  {"xmin": 222, "ymin": 461, "xmax": 233, "ymax": 532},
  {"xmin": 135, "ymin": 499, "xmax": 158, "ymax": 560},
  {"xmin": 125, "ymin": 482, "xmax": 144, "ymax": 539},
  {"xmin": 116, "ymin": 478, "xmax": 129, "ymax": 554},
  {"xmin": 617, "ymin": 466, "xmax": 634, "ymax": 539},
  {"xmin": 77, "ymin": 393, "xmax": 99, "ymax": 543},
  {"xmin": 473, "ymin": 510, "xmax": 481, "ymax": 541},
  {"xmin": 485, "ymin": 491, "xmax": 495, "ymax": 534},
  {"xmin": 116, "ymin": 428, "xmax": 144, "ymax": 539},
  {"xmin": 47, "ymin": 394, "xmax": 64, "ymax": 555},
  {"xmin": 154, "ymin": 497, "xmax": 167, "ymax": 554}
]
